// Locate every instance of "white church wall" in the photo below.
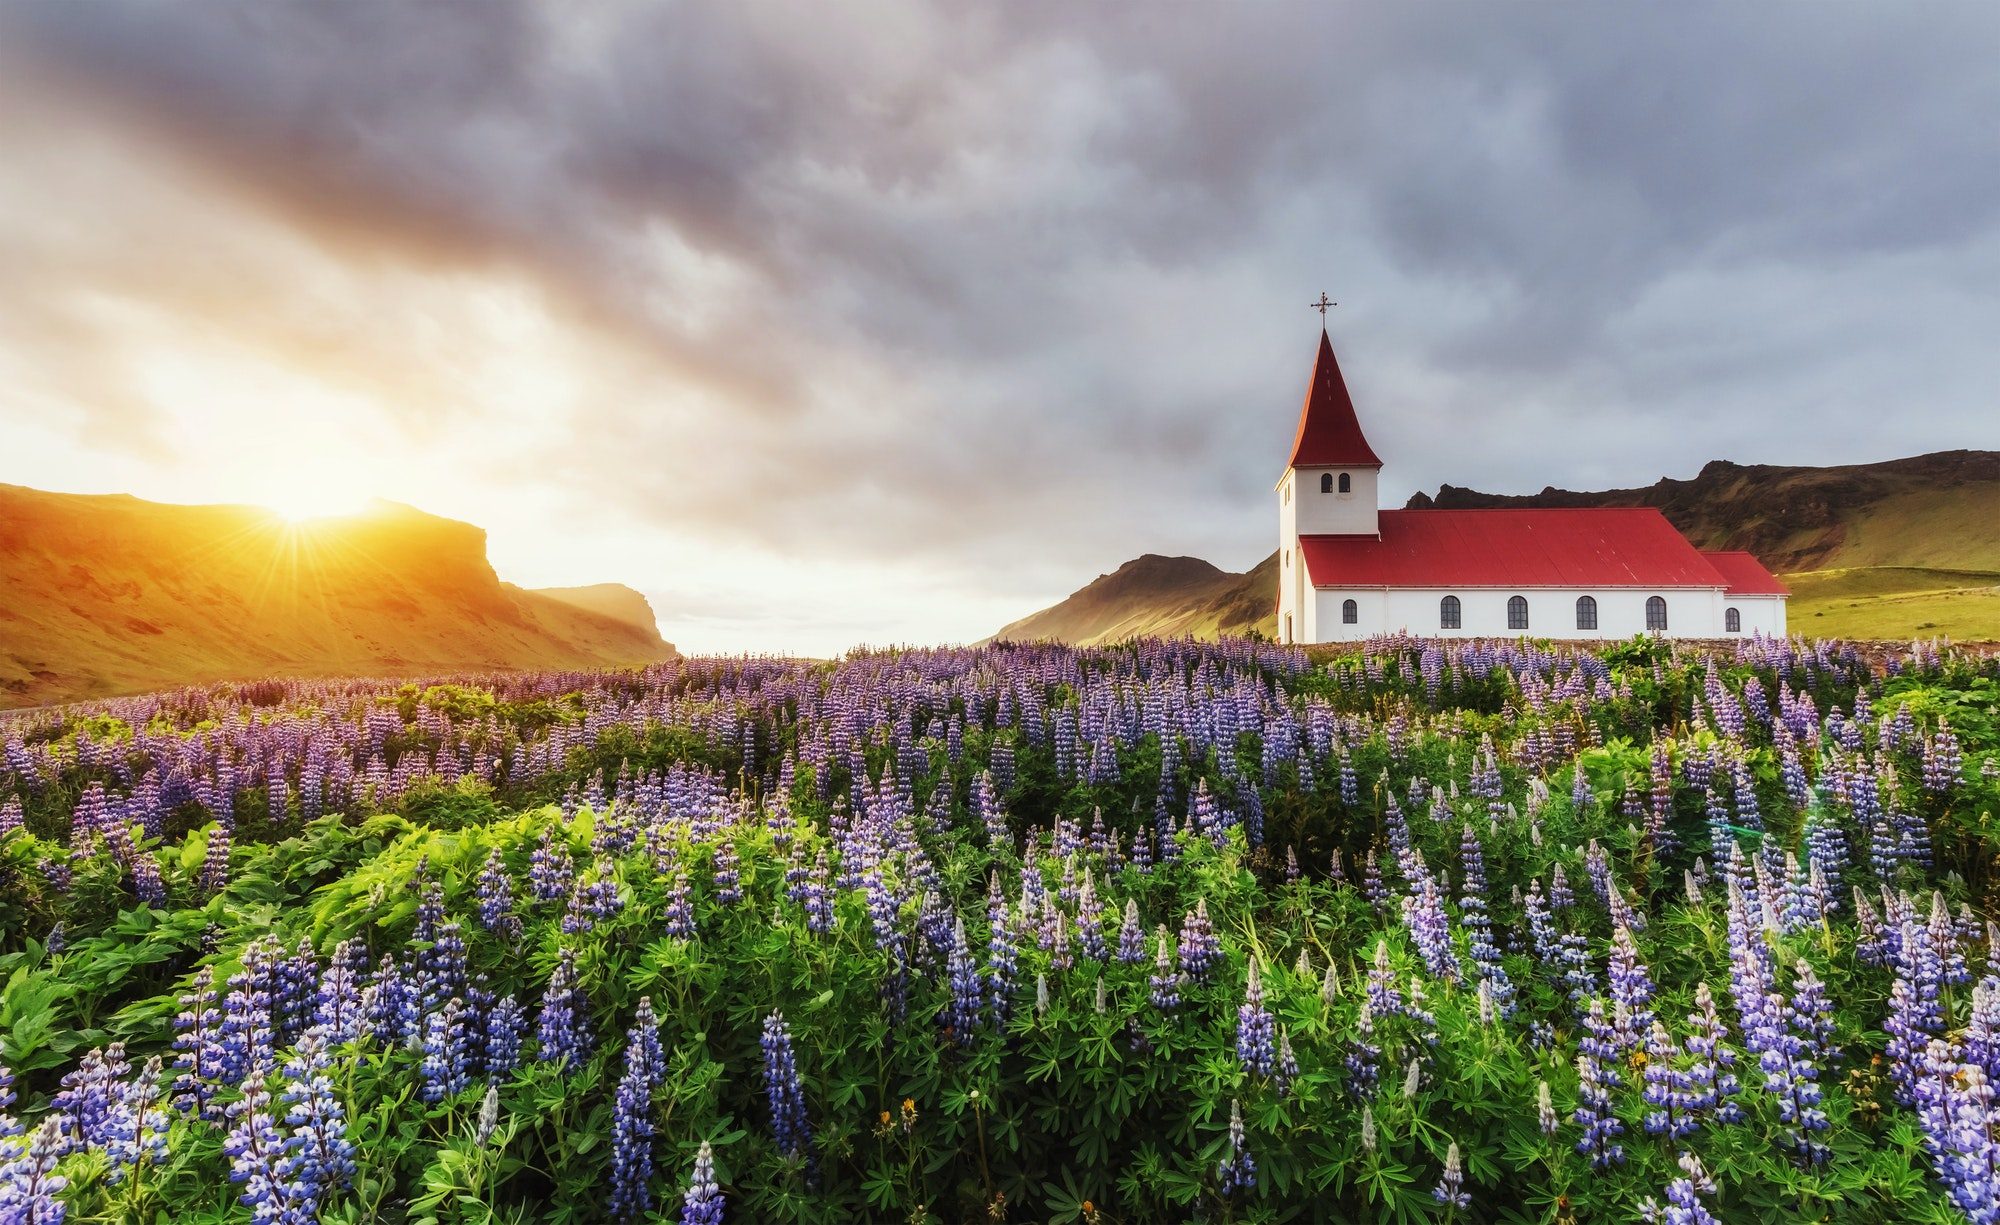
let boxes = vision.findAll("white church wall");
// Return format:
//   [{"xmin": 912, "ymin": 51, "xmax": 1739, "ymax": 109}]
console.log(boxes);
[
  {"xmin": 1306, "ymin": 587, "xmax": 1752, "ymax": 642},
  {"xmin": 1725, "ymin": 595, "xmax": 1787, "ymax": 637}
]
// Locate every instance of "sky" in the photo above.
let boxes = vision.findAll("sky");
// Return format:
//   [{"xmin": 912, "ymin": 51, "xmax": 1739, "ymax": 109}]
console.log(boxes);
[{"xmin": 2, "ymin": 3, "xmax": 1998, "ymax": 656}]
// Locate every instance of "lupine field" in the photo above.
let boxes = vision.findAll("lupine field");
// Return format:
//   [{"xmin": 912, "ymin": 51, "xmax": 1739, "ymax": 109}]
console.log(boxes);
[{"xmin": 0, "ymin": 637, "xmax": 1997, "ymax": 1224}]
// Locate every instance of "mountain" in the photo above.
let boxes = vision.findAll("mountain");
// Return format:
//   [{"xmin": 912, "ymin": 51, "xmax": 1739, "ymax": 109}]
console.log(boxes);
[
  {"xmin": 989, "ymin": 553, "xmax": 1278, "ymax": 646},
  {"xmin": 993, "ymin": 451, "xmax": 2000, "ymax": 644},
  {"xmin": 0, "ymin": 485, "xmax": 676, "ymax": 707}
]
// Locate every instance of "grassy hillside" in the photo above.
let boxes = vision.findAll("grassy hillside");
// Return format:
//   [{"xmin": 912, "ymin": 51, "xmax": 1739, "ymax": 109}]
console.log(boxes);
[
  {"xmin": 0, "ymin": 485, "xmax": 676, "ymax": 707},
  {"xmin": 997, "ymin": 451, "xmax": 2000, "ymax": 645},
  {"xmin": 991, "ymin": 553, "xmax": 1277, "ymax": 646}
]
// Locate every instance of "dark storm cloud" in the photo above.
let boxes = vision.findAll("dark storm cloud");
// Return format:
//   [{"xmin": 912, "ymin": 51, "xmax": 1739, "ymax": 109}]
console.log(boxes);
[{"xmin": 3, "ymin": 1, "xmax": 1997, "ymax": 598}]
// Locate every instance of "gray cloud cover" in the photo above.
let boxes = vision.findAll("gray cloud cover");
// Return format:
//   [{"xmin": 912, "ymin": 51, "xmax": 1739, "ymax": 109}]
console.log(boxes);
[{"xmin": 2, "ymin": 1, "xmax": 1997, "ymax": 648}]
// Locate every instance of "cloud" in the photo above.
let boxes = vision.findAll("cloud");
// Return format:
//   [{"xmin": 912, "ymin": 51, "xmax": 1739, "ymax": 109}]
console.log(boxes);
[{"xmin": 1, "ymin": 2, "xmax": 1997, "ymax": 651}]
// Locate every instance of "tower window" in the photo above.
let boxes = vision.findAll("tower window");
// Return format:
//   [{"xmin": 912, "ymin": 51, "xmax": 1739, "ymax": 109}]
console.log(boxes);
[
  {"xmin": 1342, "ymin": 598, "xmax": 1357, "ymax": 624},
  {"xmin": 1338, "ymin": 472, "xmax": 1351, "ymax": 493},
  {"xmin": 1575, "ymin": 595, "xmax": 1598, "ymax": 631},
  {"xmin": 1507, "ymin": 595, "xmax": 1529, "ymax": 631},
  {"xmin": 1440, "ymin": 595, "xmax": 1461, "ymax": 630},
  {"xmin": 1725, "ymin": 607, "xmax": 1741, "ymax": 633},
  {"xmin": 1646, "ymin": 596, "xmax": 1668, "ymax": 632},
  {"xmin": 1320, "ymin": 473, "xmax": 1333, "ymax": 493}
]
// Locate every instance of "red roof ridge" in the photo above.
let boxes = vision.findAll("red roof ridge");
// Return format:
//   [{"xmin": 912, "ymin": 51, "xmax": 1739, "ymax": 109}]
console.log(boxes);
[{"xmin": 1285, "ymin": 329, "xmax": 1382, "ymax": 470}]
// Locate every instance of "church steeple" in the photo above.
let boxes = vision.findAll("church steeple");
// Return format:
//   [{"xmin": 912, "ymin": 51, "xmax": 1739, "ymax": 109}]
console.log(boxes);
[{"xmin": 1285, "ymin": 328, "xmax": 1381, "ymax": 470}]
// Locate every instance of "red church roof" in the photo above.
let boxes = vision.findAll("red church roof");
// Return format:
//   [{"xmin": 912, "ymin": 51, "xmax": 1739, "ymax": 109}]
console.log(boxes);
[
  {"xmin": 1286, "ymin": 329, "xmax": 1382, "ymax": 469},
  {"xmin": 1299, "ymin": 509, "xmax": 1732, "ymax": 588},
  {"xmin": 1700, "ymin": 550, "xmax": 1790, "ymax": 596}
]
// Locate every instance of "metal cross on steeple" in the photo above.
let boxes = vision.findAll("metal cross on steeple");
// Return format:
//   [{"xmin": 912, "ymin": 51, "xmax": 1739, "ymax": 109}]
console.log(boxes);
[{"xmin": 1310, "ymin": 292, "xmax": 1335, "ymax": 320}]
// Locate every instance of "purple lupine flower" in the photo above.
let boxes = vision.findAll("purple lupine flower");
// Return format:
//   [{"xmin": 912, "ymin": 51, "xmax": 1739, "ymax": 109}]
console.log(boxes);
[
  {"xmin": 1236, "ymin": 961, "xmax": 1276, "ymax": 1078},
  {"xmin": 1217, "ymin": 1099, "xmax": 1257, "ymax": 1195},
  {"xmin": 1643, "ymin": 1153, "xmax": 1722, "ymax": 1225},
  {"xmin": 199, "ymin": 823, "xmax": 232, "ymax": 895},
  {"xmin": 1, "ymin": 1119, "xmax": 71, "ymax": 1224},
  {"xmin": 1365, "ymin": 940, "xmax": 1404, "ymax": 1019},
  {"xmin": 528, "ymin": 828, "xmax": 575, "ymax": 904},
  {"xmin": 1607, "ymin": 925, "xmax": 1656, "ymax": 1057},
  {"xmin": 48, "ymin": 1041, "xmax": 125, "ymax": 1153},
  {"xmin": 275, "ymin": 936, "xmax": 319, "ymax": 1044},
  {"xmin": 477, "ymin": 850, "xmax": 518, "ymax": 936},
  {"xmin": 1886, "ymin": 910, "xmax": 1945, "ymax": 1105},
  {"xmin": 681, "ymin": 1139, "xmax": 724, "ymax": 1225},
  {"xmin": 224, "ymin": 1077, "xmax": 296, "ymax": 1222},
  {"xmin": 537, "ymin": 949, "xmax": 591, "ymax": 1069},
  {"xmin": 219, "ymin": 937, "xmax": 282, "ymax": 1086},
  {"xmin": 946, "ymin": 917, "xmax": 983, "ymax": 1046},
  {"xmin": 1276, "ymin": 1029, "xmax": 1299, "ymax": 1097},
  {"xmin": 1683, "ymin": 982, "xmax": 1744, "ymax": 1125},
  {"xmin": 712, "ymin": 839, "xmax": 742, "ymax": 905},
  {"xmin": 1400, "ymin": 869, "xmax": 1460, "ymax": 984},
  {"xmin": 418, "ymin": 999, "xmax": 472, "ymax": 1103},
  {"xmin": 660, "ymin": 870, "xmax": 696, "ymax": 940},
  {"xmin": 792, "ymin": 848, "xmax": 834, "ymax": 934},
  {"xmin": 1914, "ymin": 1040, "xmax": 2000, "ymax": 1223},
  {"xmin": 1149, "ymin": 928, "xmax": 1182, "ymax": 1013},
  {"xmin": 1177, "ymin": 899, "xmax": 1220, "ymax": 983},
  {"xmin": 1642, "ymin": 1021, "xmax": 1698, "ymax": 1140},
  {"xmin": 482, "ymin": 995, "xmax": 527, "ymax": 1081},
  {"xmin": 171, "ymin": 967, "xmax": 225, "ymax": 1119},
  {"xmin": 1574, "ymin": 1048, "xmax": 1625, "ymax": 1169},
  {"xmin": 1432, "ymin": 1140, "xmax": 1469, "ymax": 1210},
  {"xmin": 1116, "ymin": 898, "xmax": 1145, "ymax": 965},
  {"xmin": 986, "ymin": 893, "xmax": 1018, "ymax": 1024},
  {"xmin": 609, "ymin": 1010, "xmax": 662, "ymax": 1221},
  {"xmin": 1537, "ymin": 1081, "xmax": 1560, "ymax": 1135},
  {"xmin": 1345, "ymin": 999, "xmax": 1382, "ymax": 1098},
  {"xmin": 362, "ymin": 955, "xmax": 418, "ymax": 1048},
  {"xmin": 761, "ymin": 1011, "xmax": 812, "ymax": 1163},
  {"xmin": 563, "ymin": 871, "xmax": 623, "ymax": 936},
  {"xmin": 96, "ymin": 1054, "xmax": 168, "ymax": 1179},
  {"xmin": 1457, "ymin": 825, "xmax": 1514, "ymax": 1014},
  {"xmin": 314, "ymin": 938, "xmax": 369, "ymax": 1045},
  {"xmin": 1965, "ymin": 977, "xmax": 2000, "ymax": 1086},
  {"xmin": 279, "ymin": 1026, "xmax": 355, "ymax": 1214}
]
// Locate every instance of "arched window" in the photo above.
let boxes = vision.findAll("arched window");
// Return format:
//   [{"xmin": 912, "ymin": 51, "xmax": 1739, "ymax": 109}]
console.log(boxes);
[
  {"xmin": 1440, "ymin": 595, "xmax": 1462, "ymax": 630},
  {"xmin": 1725, "ymin": 607, "xmax": 1741, "ymax": 633},
  {"xmin": 1646, "ymin": 596, "xmax": 1668, "ymax": 632},
  {"xmin": 1575, "ymin": 595, "xmax": 1598, "ymax": 631},
  {"xmin": 1338, "ymin": 472, "xmax": 1352, "ymax": 493},
  {"xmin": 1342, "ymin": 599, "xmax": 1358, "ymax": 624},
  {"xmin": 1507, "ymin": 595, "xmax": 1529, "ymax": 631},
  {"xmin": 1320, "ymin": 473, "xmax": 1333, "ymax": 493}
]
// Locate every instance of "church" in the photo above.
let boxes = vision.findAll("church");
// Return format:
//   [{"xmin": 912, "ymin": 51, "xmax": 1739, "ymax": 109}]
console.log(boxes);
[{"xmin": 1276, "ymin": 323, "xmax": 1788, "ymax": 644}]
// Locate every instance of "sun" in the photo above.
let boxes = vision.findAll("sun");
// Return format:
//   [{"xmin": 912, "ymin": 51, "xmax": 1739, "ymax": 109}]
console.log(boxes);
[{"xmin": 261, "ymin": 482, "xmax": 371, "ymax": 524}]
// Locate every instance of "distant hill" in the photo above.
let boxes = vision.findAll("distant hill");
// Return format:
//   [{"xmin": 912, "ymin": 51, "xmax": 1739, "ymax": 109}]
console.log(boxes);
[
  {"xmin": 990, "ymin": 553, "xmax": 1278, "ymax": 646},
  {"xmin": 994, "ymin": 451, "xmax": 2000, "ymax": 645},
  {"xmin": 0, "ymin": 485, "xmax": 676, "ymax": 707}
]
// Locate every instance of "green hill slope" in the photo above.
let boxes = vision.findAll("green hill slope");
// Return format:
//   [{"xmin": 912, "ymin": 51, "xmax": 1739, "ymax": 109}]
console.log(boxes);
[
  {"xmin": 0, "ymin": 485, "xmax": 677, "ymax": 707},
  {"xmin": 990, "ymin": 553, "xmax": 1277, "ymax": 646}
]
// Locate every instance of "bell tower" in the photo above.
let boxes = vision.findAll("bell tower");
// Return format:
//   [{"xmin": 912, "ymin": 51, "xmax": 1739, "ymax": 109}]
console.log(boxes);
[{"xmin": 1276, "ymin": 303, "xmax": 1381, "ymax": 644}]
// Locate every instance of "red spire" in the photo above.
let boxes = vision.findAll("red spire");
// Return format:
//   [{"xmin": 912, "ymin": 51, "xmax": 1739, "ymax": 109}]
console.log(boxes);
[{"xmin": 1286, "ymin": 328, "xmax": 1381, "ymax": 468}]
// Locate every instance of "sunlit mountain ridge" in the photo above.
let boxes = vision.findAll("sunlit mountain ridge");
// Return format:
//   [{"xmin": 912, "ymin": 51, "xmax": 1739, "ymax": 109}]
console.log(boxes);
[{"xmin": 0, "ymin": 485, "xmax": 674, "ymax": 707}]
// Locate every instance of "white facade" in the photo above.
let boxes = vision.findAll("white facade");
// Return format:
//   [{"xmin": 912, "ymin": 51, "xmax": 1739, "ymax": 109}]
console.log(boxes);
[
  {"xmin": 1305, "ymin": 587, "xmax": 1788, "ymax": 642},
  {"xmin": 1276, "ymin": 465, "xmax": 1379, "ymax": 647}
]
